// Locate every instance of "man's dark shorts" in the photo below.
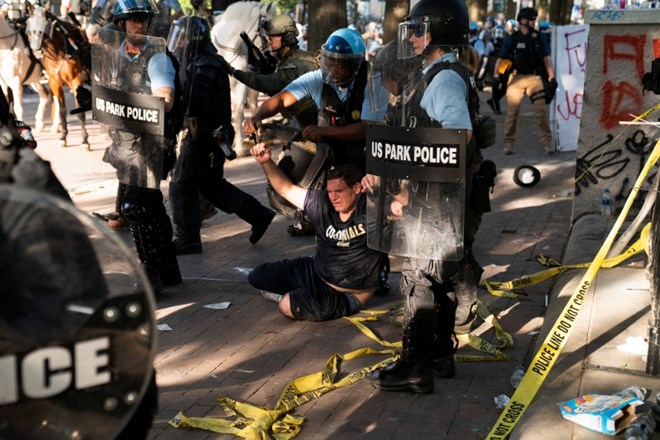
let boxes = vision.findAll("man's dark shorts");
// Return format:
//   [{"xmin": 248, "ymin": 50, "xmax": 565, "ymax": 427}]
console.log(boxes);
[{"xmin": 248, "ymin": 257, "xmax": 360, "ymax": 321}]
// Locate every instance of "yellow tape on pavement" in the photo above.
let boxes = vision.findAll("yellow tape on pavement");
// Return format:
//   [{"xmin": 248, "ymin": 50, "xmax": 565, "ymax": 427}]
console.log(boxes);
[
  {"xmin": 486, "ymin": 137, "xmax": 660, "ymax": 440},
  {"xmin": 483, "ymin": 227, "xmax": 648, "ymax": 297}
]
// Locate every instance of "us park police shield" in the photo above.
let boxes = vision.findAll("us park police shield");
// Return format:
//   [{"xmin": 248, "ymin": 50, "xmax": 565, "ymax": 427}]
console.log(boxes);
[
  {"xmin": 91, "ymin": 27, "xmax": 167, "ymax": 189},
  {"xmin": 365, "ymin": 125, "xmax": 467, "ymax": 261},
  {"xmin": 0, "ymin": 186, "xmax": 156, "ymax": 439}
]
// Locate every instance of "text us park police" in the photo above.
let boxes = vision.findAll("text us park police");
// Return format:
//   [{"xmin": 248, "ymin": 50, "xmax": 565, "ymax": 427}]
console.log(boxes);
[{"xmin": 371, "ymin": 141, "xmax": 458, "ymax": 165}]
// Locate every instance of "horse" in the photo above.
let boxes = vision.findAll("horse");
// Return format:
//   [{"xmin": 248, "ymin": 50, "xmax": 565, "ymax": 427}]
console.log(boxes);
[
  {"xmin": 211, "ymin": 1, "xmax": 273, "ymax": 156},
  {"xmin": 26, "ymin": 6, "xmax": 90, "ymax": 149},
  {"xmin": 0, "ymin": 16, "xmax": 49, "ymax": 131}
]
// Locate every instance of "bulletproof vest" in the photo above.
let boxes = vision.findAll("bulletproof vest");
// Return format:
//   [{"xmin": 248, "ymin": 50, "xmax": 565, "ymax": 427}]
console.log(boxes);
[
  {"xmin": 510, "ymin": 31, "xmax": 544, "ymax": 75},
  {"xmin": 393, "ymin": 60, "xmax": 478, "ymax": 167},
  {"xmin": 318, "ymin": 61, "xmax": 368, "ymax": 168},
  {"xmin": 127, "ymin": 45, "xmax": 185, "ymax": 140},
  {"xmin": 402, "ymin": 61, "xmax": 479, "ymax": 128}
]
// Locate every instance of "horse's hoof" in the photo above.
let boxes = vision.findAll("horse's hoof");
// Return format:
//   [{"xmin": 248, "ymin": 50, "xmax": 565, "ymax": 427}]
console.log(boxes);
[
  {"xmin": 83, "ymin": 143, "xmax": 91, "ymax": 151},
  {"xmin": 58, "ymin": 140, "xmax": 67, "ymax": 148}
]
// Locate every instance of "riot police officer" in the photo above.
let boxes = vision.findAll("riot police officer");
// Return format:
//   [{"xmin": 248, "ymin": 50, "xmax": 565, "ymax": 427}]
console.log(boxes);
[
  {"xmin": 218, "ymin": 14, "xmax": 319, "ymax": 128},
  {"xmin": 244, "ymin": 27, "xmax": 388, "ymax": 171},
  {"xmin": 1, "ymin": 87, "xmax": 158, "ymax": 439},
  {"xmin": 102, "ymin": 0, "xmax": 181, "ymax": 292},
  {"xmin": 366, "ymin": 0, "xmax": 475, "ymax": 394},
  {"xmin": 167, "ymin": 15, "xmax": 276, "ymax": 254}
]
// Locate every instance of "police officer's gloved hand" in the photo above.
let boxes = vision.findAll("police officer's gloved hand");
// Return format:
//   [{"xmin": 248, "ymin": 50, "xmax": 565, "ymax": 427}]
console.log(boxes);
[
  {"xmin": 548, "ymin": 77, "xmax": 558, "ymax": 92},
  {"xmin": 217, "ymin": 55, "xmax": 235, "ymax": 76},
  {"xmin": 70, "ymin": 86, "xmax": 92, "ymax": 114}
]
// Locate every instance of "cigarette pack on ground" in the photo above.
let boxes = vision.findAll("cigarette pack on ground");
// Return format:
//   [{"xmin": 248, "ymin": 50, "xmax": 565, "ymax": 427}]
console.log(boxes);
[{"xmin": 558, "ymin": 394, "xmax": 644, "ymax": 435}]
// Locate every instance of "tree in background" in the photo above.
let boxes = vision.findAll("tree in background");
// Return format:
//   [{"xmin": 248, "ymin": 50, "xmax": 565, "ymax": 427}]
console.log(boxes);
[
  {"xmin": 382, "ymin": 0, "xmax": 408, "ymax": 43},
  {"xmin": 306, "ymin": 0, "xmax": 347, "ymax": 52}
]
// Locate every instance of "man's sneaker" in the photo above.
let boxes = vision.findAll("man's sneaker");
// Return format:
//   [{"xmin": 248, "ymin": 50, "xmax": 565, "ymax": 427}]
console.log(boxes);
[
  {"xmin": 261, "ymin": 290, "xmax": 282, "ymax": 303},
  {"xmin": 503, "ymin": 146, "xmax": 513, "ymax": 155},
  {"xmin": 286, "ymin": 221, "xmax": 315, "ymax": 236},
  {"xmin": 173, "ymin": 239, "xmax": 203, "ymax": 255}
]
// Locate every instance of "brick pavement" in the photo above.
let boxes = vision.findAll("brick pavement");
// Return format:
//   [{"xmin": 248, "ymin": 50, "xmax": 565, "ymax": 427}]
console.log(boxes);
[{"xmin": 24, "ymin": 89, "xmax": 577, "ymax": 439}]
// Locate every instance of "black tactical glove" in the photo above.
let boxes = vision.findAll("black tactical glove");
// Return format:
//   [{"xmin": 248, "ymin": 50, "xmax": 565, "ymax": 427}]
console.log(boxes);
[
  {"xmin": 70, "ymin": 86, "xmax": 92, "ymax": 115},
  {"xmin": 217, "ymin": 55, "xmax": 235, "ymax": 76},
  {"xmin": 544, "ymin": 77, "xmax": 559, "ymax": 104}
]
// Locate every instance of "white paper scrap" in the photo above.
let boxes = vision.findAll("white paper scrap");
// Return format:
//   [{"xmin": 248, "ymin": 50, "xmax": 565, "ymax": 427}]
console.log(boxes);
[{"xmin": 203, "ymin": 302, "xmax": 231, "ymax": 310}]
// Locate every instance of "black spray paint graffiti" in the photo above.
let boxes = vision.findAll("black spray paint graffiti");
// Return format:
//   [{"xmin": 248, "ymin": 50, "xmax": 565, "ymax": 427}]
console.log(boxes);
[{"xmin": 575, "ymin": 129, "xmax": 658, "ymax": 200}]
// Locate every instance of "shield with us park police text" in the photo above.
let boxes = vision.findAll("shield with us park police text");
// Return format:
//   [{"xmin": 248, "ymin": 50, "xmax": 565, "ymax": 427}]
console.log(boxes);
[
  {"xmin": 90, "ymin": 27, "xmax": 168, "ymax": 189},
  {"xmin": 365, "ymin": 125, "xmax": 467, "ymax": 261}
]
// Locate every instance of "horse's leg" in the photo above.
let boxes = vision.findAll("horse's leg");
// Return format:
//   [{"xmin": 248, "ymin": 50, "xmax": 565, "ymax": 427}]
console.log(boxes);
[
  {"xmin": 30, "ymin": 83, "xmax": 48, "ymax": 132},
  {"xmin": 78, "ymin": 111, "xmax": 89, "ymax": 151},
  {"xmin": 9, "ymin": 78, "xmax": 24, "ymax": 122},
  {"xmin": 231, "ymin": 80, "xmax": 248, "ymax": 157},
  {"xmin": 51, "ymin": 84, "xmax": 68, "ymax": 147},
  {"xmin": 71, "ymin": 75, "xmax": 90, "ymax": 150}
]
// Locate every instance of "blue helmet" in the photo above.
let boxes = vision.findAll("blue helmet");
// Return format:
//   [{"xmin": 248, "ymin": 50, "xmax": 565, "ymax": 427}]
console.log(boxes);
[
  {"xmin": 113, "ymin": 0, "xmax": 158, "ymax": 23},
  {"xmin": 321, "ymin": 28, "xmax": 365, "ymax": 86}
]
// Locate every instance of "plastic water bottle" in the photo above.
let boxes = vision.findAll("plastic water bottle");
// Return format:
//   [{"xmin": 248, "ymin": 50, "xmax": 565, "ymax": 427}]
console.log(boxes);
[
  {"xmin": 510, "ymin": 366, "xmax": 526, "ymax": 389},
  {"xmin": 614, "ymin": 386, "xmax": 647, "ymax": 400},
  {"xmin": 494, "ymin": 394, "xmax": 510, "ymax": 409},
  {"xmin": 601, "ymin": 188, "xmax": 612, "ymax": 217},
  {"xmin": 624, "ymin": 412, "xmax": 656, "ymax": 440}
]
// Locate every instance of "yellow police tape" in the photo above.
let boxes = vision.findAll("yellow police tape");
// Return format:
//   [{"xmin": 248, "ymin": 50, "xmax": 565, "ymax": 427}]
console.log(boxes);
[
  {"xmin": 485, "ymin": 136, "xmax": 660, "ymax": 440},
  {"xmin": 169, "ymin": 315, "xmax": 399, "ymax": 439},
  {"xmin": 483, "ymin": 224, "xmax": 649, "ymax": 297}
]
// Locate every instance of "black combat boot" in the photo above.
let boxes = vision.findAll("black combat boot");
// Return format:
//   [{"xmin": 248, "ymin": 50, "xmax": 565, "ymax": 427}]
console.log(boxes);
[
  {"xmin": 370, "ymin": 310, "xmax": 435, "ymax": 394},
  {"xmin": 235, "ymin": 197, "xmax": 276, "ymax": 244},
  {"xmin": 453, "ymin": 252, "xmax": 482, "ymax": 335},
  {"xmin": 432, "ymin": 285, "xmax": 458, "ymax": 378}
]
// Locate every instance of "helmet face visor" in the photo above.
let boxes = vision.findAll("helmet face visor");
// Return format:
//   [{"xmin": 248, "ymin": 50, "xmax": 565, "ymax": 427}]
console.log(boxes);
[
  {"xmin": 397, "ymin": 19, "xmax": 430, "ymax": 59},
  {"xmin": 320, "ymin": 50, "xmax": 363, "ymax": 86}
]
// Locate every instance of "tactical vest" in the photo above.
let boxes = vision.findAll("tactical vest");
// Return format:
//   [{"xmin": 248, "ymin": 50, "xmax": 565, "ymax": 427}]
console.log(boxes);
[
  {"xmin": 391, "ymin": 60, "xmax": 478, "ymax": 167},
  {"xmin": 125, "ymin": 45, "xmax": 184, "ymax": 141},
  {"xmin": 318, "ymin": 61, "xmax": 368, "ymax": 169},
  {"xmin": 510, "ymin": 31, "xmax": 544, "ymax": 75}
]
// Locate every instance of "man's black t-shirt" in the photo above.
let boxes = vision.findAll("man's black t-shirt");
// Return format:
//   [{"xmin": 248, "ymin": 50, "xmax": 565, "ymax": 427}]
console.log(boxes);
[{"xmin": 304, "ymin": 190, "xmax": 385, "ymax": 289}]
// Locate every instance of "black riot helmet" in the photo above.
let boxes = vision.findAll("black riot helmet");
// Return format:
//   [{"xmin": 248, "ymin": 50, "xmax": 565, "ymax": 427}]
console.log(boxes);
[
  {"xmin": 517, "ymin": 7, "xmax": 538, "ymax": 22},
  {"xmin": 397, "ymin": 0, "xmax": 470, "ymax": 58},
  {"xmin": 167, "ymin": 15, "xmax": 211, "ymax": 58}
]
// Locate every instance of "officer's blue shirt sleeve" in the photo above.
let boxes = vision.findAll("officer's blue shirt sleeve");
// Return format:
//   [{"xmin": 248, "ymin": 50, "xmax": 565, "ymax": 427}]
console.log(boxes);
[
  {"xmin": 284, "ymin": 69, "xmax": 387, "ymax": 122},
  {"xmin": 285, "ymin": 70, "xmax": 324, "ymax": 106},
  {"xmin": 147, "ymin": 51, "xmax": 175, "ymax": 91},
  {"xmin": 420, "ymin": 53, "xmax": 472, "ymax": 130}
]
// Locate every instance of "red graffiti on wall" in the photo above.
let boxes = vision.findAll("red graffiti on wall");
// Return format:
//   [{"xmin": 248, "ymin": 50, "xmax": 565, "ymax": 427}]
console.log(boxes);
[
  {"xmin": 602, "ymin": 34, "xmax": 646, "ymax": 81},
  {"xmin": 600, "ymin": 35, "xmax": 646, "ymax": 129},
  {"xmin": 556, "ymin": 91, "xmax": 583, "ymax": 121},
  {"xmin": 600, "ymin": 80, "xmax": 643, "ymax": 130}
]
